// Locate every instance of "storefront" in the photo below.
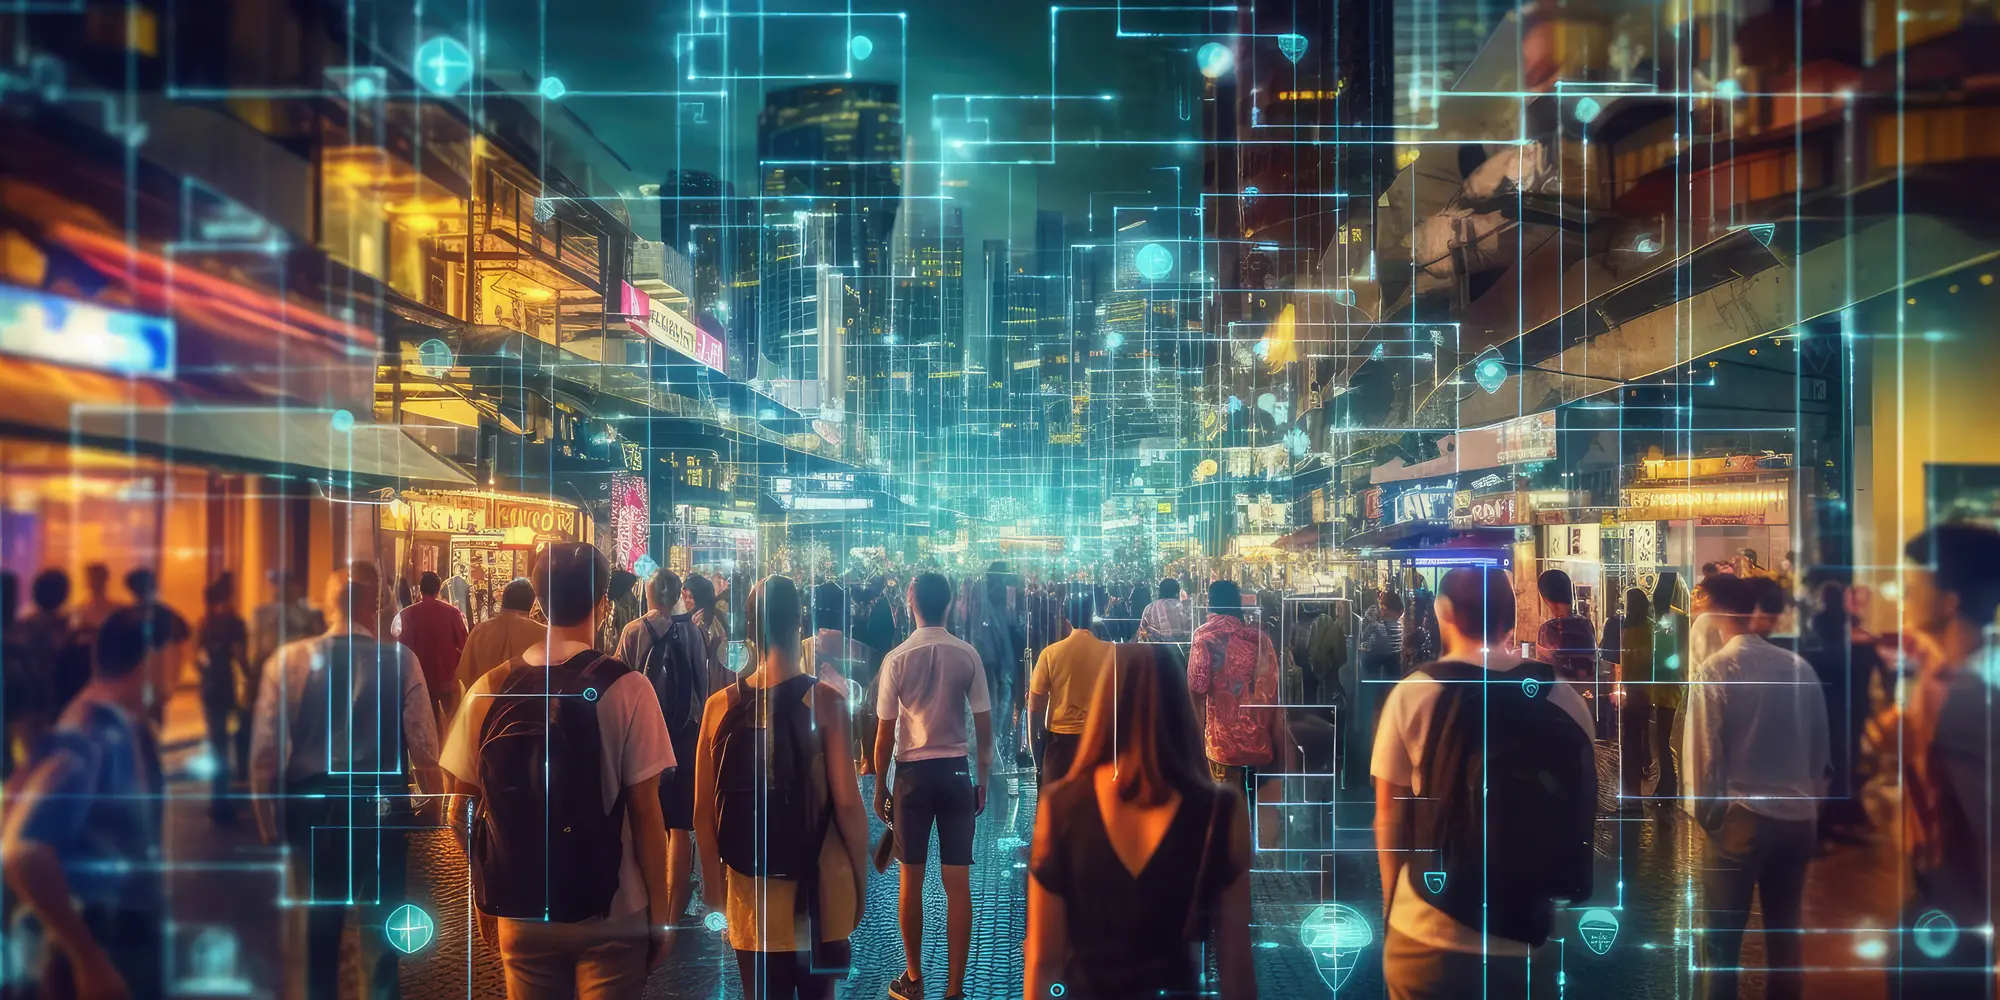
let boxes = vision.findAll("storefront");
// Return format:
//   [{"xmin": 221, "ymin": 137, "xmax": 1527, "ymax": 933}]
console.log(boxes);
[
  {"xmin": 1618, "ymin": 475, "xmax": 1793, "ymax": 580},
  {"xmin": 382, "ymin": 489, "xmax": 588, "ymax": 625},
  {"xmin": 669, "ymin": 503, "xmax": 757, "ymax": 581}
]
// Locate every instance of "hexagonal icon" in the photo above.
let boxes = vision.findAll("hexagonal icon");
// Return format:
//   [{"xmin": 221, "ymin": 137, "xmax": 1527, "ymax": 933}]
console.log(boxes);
[
  {"xmin": 385, "ymin": 904, "xmax": 435, "ymax": 954},
  {"xmin": 1299, "ymin": 902, "xmax": 1373, "ymax": 993},
  {"xmin": 1578, "ymin": 908, "xmax": 1619, "ymax": 955}
]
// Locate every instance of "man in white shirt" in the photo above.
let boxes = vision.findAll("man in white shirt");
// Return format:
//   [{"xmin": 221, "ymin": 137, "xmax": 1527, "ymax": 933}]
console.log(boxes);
[
  {"xmin": 874, "ymin": 572, "xmax": 992, "ymax": 1000},
  {"xmin": 1137, "ymin": 578, "xmax": 1192, "ymax": 641},
  {"xmin": 1681, "ymin": 574, "xmax": 1828, "ymax": 1000},
  {"xmin": 1372, "ymin": 566, "xmax": 1592, "ymax": 998}
]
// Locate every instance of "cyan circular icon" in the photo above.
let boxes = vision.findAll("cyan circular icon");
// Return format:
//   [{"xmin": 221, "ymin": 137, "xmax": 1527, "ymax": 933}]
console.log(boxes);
[
  {"xmin": 1196, "ymin": 42, "xmax": 1234, "ymax": 79},
  {"xmin": 583, "ymin": 687, "xmax": 599, "ymax": 703},
  {"xmin": 849, "ymin": 35, "xmax": 874, "ymax": 61},
  {"xmin": 1914, "ymin": 909, "xmax": 1959, "ymax": 960},
  {"xmin": 1135, "ymin": 242, "xmax": 1174, "ymax": 282},
  {"xmin": 331, "ymin": 409, "xmax": 355, "ymax": 433},
  {"xmin": 703, "ymin": 910, "xmax": 728, "ymax": 933},
  {"xmin": 414, "ymin": 37, "xmax": 475, "ymax": 97},
  {"xmin": 1521, "ymin": 676, "xmax": 1542, "ymax": 699},
  {"xmin": 385, "ymin": 904, "xmax": 435, "ymax": 954}
]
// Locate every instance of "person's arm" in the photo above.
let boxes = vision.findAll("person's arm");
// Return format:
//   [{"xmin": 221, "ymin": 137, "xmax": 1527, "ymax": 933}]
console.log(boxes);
[
  {"xmin": 971, "ymin": 710, "xmax": 992, "ymax": 815},
  {"xmin": 1187, "ymin": 641, "xmax": 1211, "ymax": 734},
  {"xmin": 1214, "ymin": 793, "xmax": 1258, "ymax": 1000},
  {"xmin": 3, "ymin": 755, "xmax": 129, "ymax": 1000},
  {"xmin": 815, "ymin": 682, "xmax": 870, "ymax": 905},
  {"xmin": 400, "ymin": 655, "xmax": 444, "ymax": 798},
  {"xmin": 249, "ymin": 647, "xmax": 288, "ymax": 842},
  {"xmin": 1027, "ymin": 648, "xmax": 1053, "ymax": 741},
  {"xmin": 1373, "ymin": 777, "xmax": 1415, "ymax": 920},
  {"xmin": 625, "ymin": 773, "xmax": 673, "ymax": 965},
  {"xmin": 1679, "ymin": 662, "xmax": 1721, "ymax": 827},
  {"xmin": 692, "ymin": 692, "xmax": 727, "ymax": 913},
  {"xmin": 1024, "ymin": 795, "xmax": 1067, "ymax": 1000},
  {"xmin": 872, "ymin": 717, "xmax": 898, "ymax": 823}
]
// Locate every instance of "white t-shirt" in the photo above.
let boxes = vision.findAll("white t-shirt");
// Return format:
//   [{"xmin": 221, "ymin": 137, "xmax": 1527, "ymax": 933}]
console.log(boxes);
[
  {"xmin": 1370, "ymin": 652, "xmax": 1594, "ymax": 955},
  {"xmin": 442, "ymin": 652, "xmax": 674, "ymax": 920},
  {"xmin": 1690, "ymin": 612, "xmax": 1726, "ymax": 674},
  {"xmin": 876, "ymin": 626, "xmax": 991, "ymax": 762}
]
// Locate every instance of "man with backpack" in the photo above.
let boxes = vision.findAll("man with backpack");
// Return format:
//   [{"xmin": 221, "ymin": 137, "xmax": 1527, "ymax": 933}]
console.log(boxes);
[
  {"xmin": 873, "ymin": 571, "xmax": 992, "ymax": 1000},
  {"xmin": 1371, "ymin": 566, "xmax": 1597, "ymax": 998},
  {"xmin": 616, "ymin": 567, "xmax": 709, "ymax": 923},
  {"xmin": 442, "ymin": 543, "xmax": 674, "ymax": 997}
]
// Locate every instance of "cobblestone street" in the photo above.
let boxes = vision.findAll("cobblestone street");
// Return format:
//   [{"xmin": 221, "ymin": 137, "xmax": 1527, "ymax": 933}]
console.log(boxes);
[{"xmin": 148, "ymin": 690, "xmax": 1906, "ymax": 1000}]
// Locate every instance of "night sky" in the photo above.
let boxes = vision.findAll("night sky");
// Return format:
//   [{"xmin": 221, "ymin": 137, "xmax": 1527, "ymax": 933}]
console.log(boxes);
[{"xmin": 448, "ymin": 0, "xmax": 1203, "ymax": 331}]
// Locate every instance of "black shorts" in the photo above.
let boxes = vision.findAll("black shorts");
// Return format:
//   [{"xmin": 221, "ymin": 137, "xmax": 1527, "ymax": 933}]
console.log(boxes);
[
  {"xmin": 662, "ymin": 720, "xmax": 699, "ymax": 831},
  {"xmin": 1040, "ymin": 731, "xmax": 1083, "ymax": 787},
  {"xmin": 892, "ymin": 757, "xmax": 975, "ymax": 866}
]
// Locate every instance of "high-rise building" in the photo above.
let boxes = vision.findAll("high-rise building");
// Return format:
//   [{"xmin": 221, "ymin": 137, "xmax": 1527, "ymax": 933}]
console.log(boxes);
[
  {"xmin": 660, "ymin": 170, "xmax": 757, "ymax": 375},
  {"xmin": 891, "ymin": 206, "xmax": 967, "ymax": 464}
]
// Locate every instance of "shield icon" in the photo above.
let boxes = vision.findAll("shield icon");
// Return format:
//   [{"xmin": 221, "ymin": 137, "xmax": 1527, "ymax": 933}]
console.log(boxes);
[
  {"xmin": 1422, "ymin": 871, "xmax": 1446, "ymax": 894},
  {"xmin": 1521, "ymin": 676, "xmax": 1542, "ymax": 699},
  {"xmin": 1578, "ymin": 909, "xmax": 1619, "ymax": 955},
  {"xmin": 1277, "ymin": 33, "xmax": 1308, "ymax": 64}
]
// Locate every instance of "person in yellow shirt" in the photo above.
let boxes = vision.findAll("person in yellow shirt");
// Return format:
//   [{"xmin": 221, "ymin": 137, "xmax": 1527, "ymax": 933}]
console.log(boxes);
[
  {"xmin": 1029, "ymin": 593, "xmax": 1116, "ymax": 787},
  {"xmin": 448, "ymin": 578, "xmax": 545, "ymax": 718}
]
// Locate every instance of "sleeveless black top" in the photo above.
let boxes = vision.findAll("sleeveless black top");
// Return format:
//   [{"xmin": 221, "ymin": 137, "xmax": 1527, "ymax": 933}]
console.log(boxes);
[{"xmin": 1029, "ymin": 777, "xmax": 1239, "ymax": 1000}]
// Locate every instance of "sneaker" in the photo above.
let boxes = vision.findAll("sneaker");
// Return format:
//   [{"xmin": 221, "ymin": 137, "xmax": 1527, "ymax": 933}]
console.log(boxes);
[{"xmin": 889, "ymin": 973, "xmax": 924, "ymax": 1000}]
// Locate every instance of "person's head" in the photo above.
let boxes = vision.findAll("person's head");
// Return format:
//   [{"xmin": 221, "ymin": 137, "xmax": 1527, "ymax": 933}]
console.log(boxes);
[
  {"xmin": 1066, "ymin": 644, "xmax": 1214, "ymax": 806},
  {"xmin": 1158, "ymin": 578, "xmax": 1181, "ymax": 601},
  {"xmin": 1739, "ymin": 547, "xmax": 1761, "ymax": 568},
  {"xmin": 1537, "ymin": 569, "xmax": 1574, "ymax": 611},
  {"xmin": 685, "ymin": 573, "xmax": 716, "ymax": 615},
  {"xmin": 1066, "ymin": 591, "xmax": 1095, "ymax": 631},
  {"xmin": 1207, "ymin": 579, "xmax": 1243, "ymax": 619},
  {"xmin": 1700, "ymin": 561, "xmax": 1723, "ymax": 580},
  {"xmin": 1701, "ymin": 574, "xmax": 1757, "ymax": 636},
  {"xmin": 84, "ymin": 562, "xmax": 109, "ymax": 598},
  {"xmin": 125, "ymin": 567, "xmax": 157, "ymax": 602},
  {"xmin": 93, "ymin": 605, "xmax": 180, "ymax": 704},
  {"xmin": 324, "ymin": 562, "xmax": 385, "ymax": 632},
  {"xmin": 1380, "ymin": 589, "xmax": 1405, "ymax": 616},
  {"xmin": 745, "ymin": 574, "xmax": 804, "ymax": 661},
  {"xmin": 203, "ymin": 573, "xmax": 235, "ymax": 612},
  {"xmin": 500, "ymin": 577, "xmax": 537, "ymax": 614},
  {"xmin": 31, "ymin": 568, "xmax": 69, "ymax": 613},
  {"xmin": 1903, "ymin": 524, "xmax": 2000, "ymax": 644},
  {"xmin": 910, "ymin": 572, "xmax": 951, "ymax": 626},
  {"xmin": 813, "ymin": 581, "xmax": 847, "ymax": 632},
  {"xmin": 610, "ymin": 569, "xmax": 640, "ymax": 605},
  {"xmin": 1434, "ymin": 566, "xmax": 1515, "ymax": 651},
  {"xmin": 648, "ymin": 569, "xmax": 685, "ymax": 615},
  {"xmin": 418, "ymin": 571, "xmax": 442, "ymax": 598},
  {"xmin": 1748, "ymin": 577, "xmax": 1787, "ymax": 636},
  {"xmin": 532, "ymin": 542, "xmax": 612, "ymax": 629}
]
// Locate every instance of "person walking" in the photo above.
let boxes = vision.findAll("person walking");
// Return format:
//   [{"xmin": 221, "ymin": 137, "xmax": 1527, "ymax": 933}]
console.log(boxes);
[
  {"xmin": 396, "ymin": 571, "xmax": 467, "ymax": 721},
  {"xmin": 1891, "ymin": 523, "xmax": 2000, "ymax": 999},
  {"xmin": 686, "ymin": 573, "xmax": 733, "ymax": 695},
  {"xmin": 195, "ymin": 574, "xmax": 250, "ymax": 823},
  {"xmin": 1372, "ymin": 566, "xmax": 1596, "ymax": 998},
  {"xmin": 695, "ymin": 575, "xmax": 868, "ymax": 1000},
  {"xmin": 1618, "ymin": 586, "xmax": 1684, "ymax": 807},
  {"xmin": 1187, "ymin": 580, "xmax": 1291, "ymax": 848},
  {"xmin": 1680, "ymin": 575, "xmax": 1829, "ymax": 1000},
  {"xmin": 452, "ymin": 577, "xmax": 545, "ymax": 709},
  {"xmin": 949, "ymin": 567, "xmax": 1021, "ymax": 789},
  {"xmin": 251, "ymin": 569, "xmax": 324, "ymax": 683},
  {"xmin": 3, "ymin": 606, "xmax": 182, "ymax": 1000},
  {"xmin": 1025, "ymin": 642, "xmax": 1256, "ymax": 1000},
  {"xmin": 616, "ymin": 568, "xmax": 710, "ymax": 924},
  {"xmin": 871, "ymin": 572, "xmax": 992, "ymax": 1000},
  {"xmin": 1029, "ymin": 592, "xmax": 1115, "ymax": 787},
  {"xmin": 1361, "ymin": 589, "xmax": 1405, "ymax": 682},
  {"xmin": 70, "ymin": 562, "xmax": 118, "ymax": 635},
  {"xmin": 442, "ymin": 543, "xmax": 673, "ymax": 998},
  {"xmin": 1535, "ymin": 570, "xmax": 1601, "ymax": 727},
  {"xmin": 250, "ymin": 562, "xmax": 442, "ymax": 1000},
  {"xmin": 8, "ymin": 569, "xmax": 85, "ymax": 774}
]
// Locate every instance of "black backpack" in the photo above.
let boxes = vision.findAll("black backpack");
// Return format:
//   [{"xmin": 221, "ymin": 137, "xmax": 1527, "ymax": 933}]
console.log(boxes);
[
  {"xmin": 1413, "ymin": 660, "xmax": 1596, "ymax": 946},
  {"xmin": 711, "ymin": 673, "xmax": 827, "ymax": 880},
  {"xmin": 643, "ymin": 615, "xmax": 709, "ymax": 731},
  {"xmin": 470, "ymin": 651, "xmax": 631, "ymax": 922}
]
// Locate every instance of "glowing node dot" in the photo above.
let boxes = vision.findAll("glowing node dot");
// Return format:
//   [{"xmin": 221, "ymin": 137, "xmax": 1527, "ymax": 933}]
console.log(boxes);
[
  {"xmin": 583, "ymin": 687, "xmax": 600, "ymax": 702},
  {"xmin": 1049, "ymin": 985, "xmax": 1066, "ymax": 998},
  {"xmin": 1196, "ymin": 42, "xmax": 1234, "ymax": 79},
  {"xmin": 1574, "ymin": 96, "xmax": 1602, "ymax": 124},
  {"xmin": 539, "ymin": 77, "xmax": 567, "ymax": 101},
  {"xmin": 331, "ymin": 409, "xmax": 355, "ymax": 432},
  {"xmin": 1854, "ymin": 937, "xmax": 1889, "ymax": 960},
  {"xmin": 849, "ymin": 35, "xmax": 874, "ymax": 61},
  {"xmin": 1135, "ymin": 242, "xmax": 1174, "ymax": 281}
]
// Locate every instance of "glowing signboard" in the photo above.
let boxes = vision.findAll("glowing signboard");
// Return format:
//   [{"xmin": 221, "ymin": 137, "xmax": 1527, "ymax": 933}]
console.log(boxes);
[{"xmin": 0, "ymin": 286, "xmax": 175, "ymax": 378}]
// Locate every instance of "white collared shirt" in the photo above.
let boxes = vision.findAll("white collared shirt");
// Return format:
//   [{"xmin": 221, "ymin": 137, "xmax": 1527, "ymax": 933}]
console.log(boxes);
[{"xmin": 1681, "ymin": 633, "xmax": 1829, "ymax": 823}]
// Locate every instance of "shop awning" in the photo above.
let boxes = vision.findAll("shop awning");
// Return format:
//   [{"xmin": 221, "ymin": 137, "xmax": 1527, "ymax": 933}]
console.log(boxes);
[{"xmin": 68, "ymin": 403, "xmax": 473, "ymax": 486}]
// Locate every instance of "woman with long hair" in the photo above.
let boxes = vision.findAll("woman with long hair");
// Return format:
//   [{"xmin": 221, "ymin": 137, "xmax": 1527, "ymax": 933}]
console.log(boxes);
[
  {"xmin": 693, "ymin": 576, "xmax": 869, "ymax": 1000},
  {"xmin": 1025, "ymin": 644, "xmax": 1255, "ymax": 1000}
]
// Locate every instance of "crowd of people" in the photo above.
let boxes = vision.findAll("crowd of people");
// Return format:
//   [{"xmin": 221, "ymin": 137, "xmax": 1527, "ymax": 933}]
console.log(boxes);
[{"xmin": 2, "ymin": 525, "xmax": 1999, "ymax": 1000}]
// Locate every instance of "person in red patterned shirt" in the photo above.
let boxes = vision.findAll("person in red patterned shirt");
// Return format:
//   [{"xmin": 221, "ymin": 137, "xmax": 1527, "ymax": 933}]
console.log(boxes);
[
  {"xmin": 1188, "ymin": 579, "xmax": 1290, "ymax": 844},
  {"xmin": 396, "ymin": 571, "xmax": 466, "ymax": 720}
]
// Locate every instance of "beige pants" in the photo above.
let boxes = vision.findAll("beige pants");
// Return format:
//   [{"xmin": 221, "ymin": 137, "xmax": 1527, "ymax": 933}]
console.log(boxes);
[{"xmin": 497, "ymin": 911, "xmax": 651, "ymax": 1000}]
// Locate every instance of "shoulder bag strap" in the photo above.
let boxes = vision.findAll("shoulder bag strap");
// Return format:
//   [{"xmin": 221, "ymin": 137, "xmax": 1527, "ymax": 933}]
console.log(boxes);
[{"xmin": 1181, "ymin": 790, "xmax": 1228, "ymax": 942}]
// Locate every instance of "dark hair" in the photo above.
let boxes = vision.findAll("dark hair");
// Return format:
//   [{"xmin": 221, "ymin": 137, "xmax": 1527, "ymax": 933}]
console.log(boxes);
[
  {"xmin": 532, "ymin": 542, "xmax": 610, "ymax": 627},
  {"xmin": 1065, "ymin": 643, "xmax": 1221, "ymax": 808},
  {"xmin": 1437, "ymin": 566, "xmax": 1515, "ymax": 642},
  {"xmin": 1907, "ymin": 524, "xmax": 2000, "ymax": 627},
  {"xmin": 813, "ymin": 582, "xmax": 847, "ymax": 631},
  {"xmin": 1066, "ymin": 592, "xmax": 1095, "ymax": 629},
  {"xmin": 125, "ymin": 567, "xmax": 157, "ymax": 601},
  {"xmin": 1380, "ymin": 589, "xmax": 1405, "ymax": 615},
  {"xmin": 416, "ymin": 571, "xmax": 441, "ymax": 597},
  {"xmin": 1749, "ymin": 576, "xmax": 1788, "ymax": 616},
  {"xmin": 1625, "ymin": 587, "xmax": 1653, "ymax": 623},
  {"xmin": 501, "ymin": 577, "xmax": 537, "ymax": 612},
  {"xmin": 203, "ymin": 573, "xmax": 235, "ymax": 609},
  {"xmin": 1701, "ymin": 574, "xmax": 1757, "ymax": 615},
  {"xmin": 1700, "ymin": 561, "xmax": 1723, "ymax": 579},
  {"xmin": 1207, "ymin": 579, "xmax": 1242, "ymax": 618},
  {"xmin": 95, "ymin": 605, "xmax": 177, "ymax": 679},
  {"xmin": 746, "ymin": 575, "xmax": 803, "ymax": 658},
  {"xmin": 911, "ymin": 572, "xmax": 951, "ymax": 623},
  {"xmin": 1537, "ymin": 569, "xmax": 1574, "ymax": 605},
  {"xmin": 685, "ymin": 573, "xmax": 716, "ymax": 612},
  {"xmin": 31, "ymin": 569, "xmax": 69, "ymax": 613},
  {"xmin": 1158, "ymin": 578, "xmax": 1181, "ymax": 600},
  {"xmin": 610, "ymin": 568, "xmax": 640, "ymax": 602},
  {"xmin": 649, "ymin": 569, "xmax": 684, "ymax": 612}
]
